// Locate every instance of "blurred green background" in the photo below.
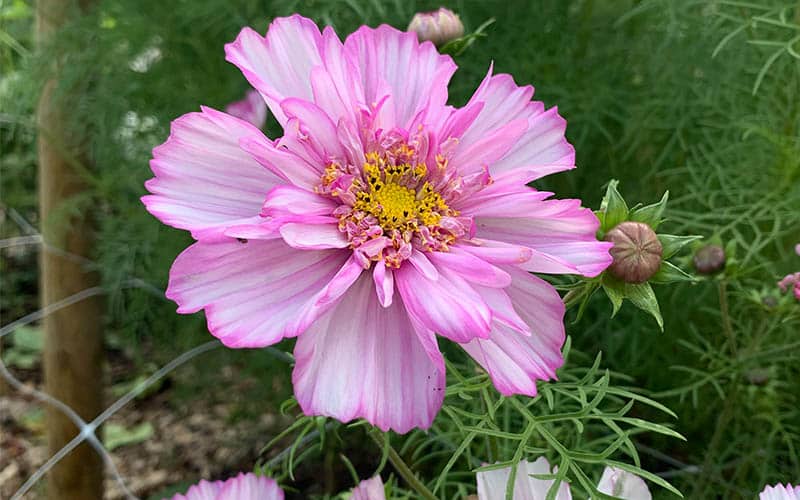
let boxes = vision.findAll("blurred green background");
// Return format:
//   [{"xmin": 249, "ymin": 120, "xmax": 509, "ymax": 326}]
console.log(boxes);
[{"xmin": 1, "ymin": 0, "xmax": 799, "ymax": 498}]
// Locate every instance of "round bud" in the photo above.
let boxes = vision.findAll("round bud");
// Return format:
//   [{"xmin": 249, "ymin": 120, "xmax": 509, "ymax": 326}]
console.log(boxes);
[
  {"xmin": 745, "ymin": 368, "xmax": 770, "ymax": 386},
  {"xmin": 407, "ymin": 8, "xmax": 464, "ymax": 47},
  {"xmin": 604, "ymin": 221, "xmax": 663, "ymax": 283},
  {"xmin": 693, "ymin": 245, "xmax": 726, "ymax": 275}
]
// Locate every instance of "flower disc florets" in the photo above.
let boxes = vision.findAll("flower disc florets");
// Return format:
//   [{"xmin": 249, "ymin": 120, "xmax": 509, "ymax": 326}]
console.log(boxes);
[{"xmin": 316, "ymin": 135, "xmax": 469, "ymax": 268}]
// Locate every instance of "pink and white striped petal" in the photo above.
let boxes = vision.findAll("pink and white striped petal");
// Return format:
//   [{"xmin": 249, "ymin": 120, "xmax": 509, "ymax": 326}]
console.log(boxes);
[
  {"xmin": 476, "ymin": 457, "xmax": 572, "ymax": 500},
  {"xmin": 170, "ymin": 473, "xmax": 283, "ymax": 500},
  {"xmin": 293, "ymin": 274, "xmax": 445, "ymax": 433},
  {"xmin": 428, "ymin": 248, "xmax": 512, "ymax": 288},
  {"xmin": 372, "ymin": 260, "xmax": 394, "ymax": 307},
  {"xmin": 170, "ymin": 479, "xmax": 221, "ymax": 500},
  {"xmin": 473, "ymin": 196, "xmax": 612, "ymax": 277},
  {"xmin": 217, "ymin": 473, "xmax": 284, "ymax": 500},
  {"xmin": 281, "ymin": 98, "xmax": 347, "ymax": 160},
  {"xmin": 260, "ymin": 185, "xmax": 338, "ymax": 220},
  {"xmin": 309, "ymin": 27, "xmax": 366, "ymax": 124},
  {"xmin": 456, "ymin": 240, "xmax": 533, "ymax": 267},
  {"xmin": 166, "ymin": 240, "xmax": 360, "ymax": 347},
  {"xmin": 395, "ymin": 263, "xmax": 492, "ymax": 343},
  {"xmin": 597, "ymin": 467, "xmax": 652, "ymax": 500},
  {"xmin": 449, "ymin": 119, "xmax": 529, "ymax": 177},
  {"xmin": 279, "ymin": 222, "xmax": 349, "ymax": 250},
  {"xmin": 224, "ymin": 89, "xmax": 268, "ymax": 129},
  {"xmin": 225, "ymin": 15, "xmax": 323, "ymax": 125},
  {"xmin": 344, "ymin": 24, "xmax": 456, "ymax": 129},
  {"xmin": 239, "ymin": 134, "xmax": 323, "ymax": 190},
  {"xmin": 760, "ymin": 484, "xmax": 800, "ymax": 500},
  {"xmin": 491, "ymin": 106, "xmax": 575, "ymax": 180},
  {"xmin": 456, "ymin": 69, "xmax": 574, "ymax": 180},
  {"xmin": 462, "ymin": 268, "xmax": 565, "ymax": 396},
  {"xmin": 142, "ymin": 107, "xmax": 280, "ymax": 241}
]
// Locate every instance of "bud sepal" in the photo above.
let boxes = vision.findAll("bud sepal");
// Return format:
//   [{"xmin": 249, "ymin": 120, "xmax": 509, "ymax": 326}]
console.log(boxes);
[{"xmin": 589, "ymin": 180, "xmax": 701, "ymax": 330}]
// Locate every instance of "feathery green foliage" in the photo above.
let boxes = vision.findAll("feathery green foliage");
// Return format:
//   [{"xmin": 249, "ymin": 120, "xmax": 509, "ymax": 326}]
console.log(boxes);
[{"xmin": 2, "ymin": 0, "xmax": 799, "ymax": 498}]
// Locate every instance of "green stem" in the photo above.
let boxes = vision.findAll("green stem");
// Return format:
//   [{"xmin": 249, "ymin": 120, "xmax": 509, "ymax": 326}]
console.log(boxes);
[
  {"xmin": 718, "ymin": 280, "xmax": 738, "ymax": 358},
  {"xmin": 367, "ymin": 429, "xmax": 437, "ymax": 500}
]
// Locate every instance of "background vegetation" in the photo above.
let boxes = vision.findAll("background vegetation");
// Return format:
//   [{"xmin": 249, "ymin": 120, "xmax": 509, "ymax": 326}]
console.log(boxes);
[{"xmin": 2, "ymin": 0, "xmax": 799, "ymax": 498}]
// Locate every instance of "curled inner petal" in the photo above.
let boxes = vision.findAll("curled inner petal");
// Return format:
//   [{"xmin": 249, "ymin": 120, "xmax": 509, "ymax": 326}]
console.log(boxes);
[{"xmin": 316, "ymin": 133, "xmax": 474, "ymax": 267}]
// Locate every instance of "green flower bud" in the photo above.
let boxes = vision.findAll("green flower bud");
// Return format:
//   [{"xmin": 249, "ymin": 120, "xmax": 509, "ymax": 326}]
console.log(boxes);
[
  {"xmin": 604, "ymin": 221, "xmax": 663, "ymax": 284},
  {"xmin": 407, "ymin": 8, "xmax": 464, "ymax": 47},
  {"xmin": 693, "ymin": 244, "xmax": 726, "ymax": 275}
]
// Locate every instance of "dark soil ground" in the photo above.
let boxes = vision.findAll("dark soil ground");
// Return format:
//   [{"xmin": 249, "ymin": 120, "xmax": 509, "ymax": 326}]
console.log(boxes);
[{"xmin": 1, "ymin": 352, "xmax": 286, "ymax": 500}]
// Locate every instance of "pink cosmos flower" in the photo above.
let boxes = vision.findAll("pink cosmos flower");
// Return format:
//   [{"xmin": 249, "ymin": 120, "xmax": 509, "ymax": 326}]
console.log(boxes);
[
  {"xmin": 169, "ymin": 472, "xmax": 283, "ymax": 500},
  {"xmin": 760, "ymin": 484, "xmax": 800, "ymax": 500},
  {"xmin": 225, "ymin": 89, "xmax": 268, "ymax": 129},
  {"xmin": 351, "ymin": 476, "xmax": 386, "ymax": 500},
  {"xmin": 142, "ymin": 15, "xmax": 612, "ymax": 433},
  {"xmin": 476, "ymin": 458, "xmax": 651, "ymax": 500},
  {"xmin": 596, "ymin": 467, "xmax": 652, "ymax": 500},
  {"xmin": 476, "ymin": 458, "xmax": 571, "ymax": 500},
  {"xmin": 777, "ymin": 243, "xmax": 800, "ymax": 301}
]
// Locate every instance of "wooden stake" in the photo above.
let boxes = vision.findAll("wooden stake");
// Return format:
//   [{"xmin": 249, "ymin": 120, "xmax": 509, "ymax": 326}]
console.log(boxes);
[{"xmin": 37, "ymin": 1, "xmax": 104, "ymax": 498}]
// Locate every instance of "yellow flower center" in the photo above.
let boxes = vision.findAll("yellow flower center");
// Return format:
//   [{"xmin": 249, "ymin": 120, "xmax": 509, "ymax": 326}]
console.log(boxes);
[
  {"xmin": 316, "ymin": 141, "xmax": 467, "ymax": 267},
  {"xmin": 353, "ymin": 157, "xmax": 449, "ymax": 231}
]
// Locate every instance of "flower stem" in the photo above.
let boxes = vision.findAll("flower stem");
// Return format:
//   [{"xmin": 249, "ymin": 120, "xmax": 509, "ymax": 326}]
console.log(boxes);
[
  {"xmin": 718, "ymin": 280, "xmax": 737, "ymax": 357},
  {"xmin": 367, "ymin": 428, "xmax": 438, "ymax": 500}
]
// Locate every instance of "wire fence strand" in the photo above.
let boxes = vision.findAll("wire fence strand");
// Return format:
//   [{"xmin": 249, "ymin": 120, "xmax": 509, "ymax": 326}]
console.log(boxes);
[{"xmin": 1, "ymin": 210, "xmax": 225, "ymax": 499}]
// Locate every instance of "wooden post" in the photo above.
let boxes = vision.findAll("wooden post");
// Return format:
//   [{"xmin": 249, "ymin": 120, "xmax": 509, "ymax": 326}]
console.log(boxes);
[{"xmin": 37, "ymin": 1, "xmax": 104, "ymax": 499}]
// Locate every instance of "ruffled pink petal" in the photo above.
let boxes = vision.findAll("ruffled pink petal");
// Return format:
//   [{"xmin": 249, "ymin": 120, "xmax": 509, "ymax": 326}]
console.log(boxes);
[
  {"xmin": 166, "ymin": 240, "xmax": 360, "ymax": 347},
  {"xmin": 438, "ymin": 100, "xmax": 484, "ymax": 142},
  {"xmin": 351, "ymin": 476, "xmax": 386, "ymax": 500},
  {"xmin": 462, "ymin": 267, "xmax": 565, "ymax": 396},
  {"xmin": 456, "ymin": 69, "xmax": 574, "ymax": 181},
  {"xmin": 310, "ymin": 27, "xmax": 366, "ymax": 124},
  {"xmin": 459, "ymin": 68, "xmax": 539, "ymax": 147},
  {"xmin": 472, "ymin": 285, "xmax": 530, "ymax": 335},
  {"xmin": 224, "ymin": 16, "xmax": 323, "ymax": 125},
  {"xmin": 597, "ymin": 467, "xmax": 652, "ymax": 500},
  {"xmin": 428, "ymin": 247, "xmax": 512, "ymax": 288},
  {"xmin": 472, "ymin": 194, "xmax": 612, "ymax": 277},
  {"xmin": 281, "ymin": 98, "xmax": 346, "ymax": 160},
  {"xmin": 491, "ymin": 106, "xmax": 575, "ymax": 180},
  {"xmin": 457, "ymin": 239, "xmax": 533, "ymax": 266},
  {"xmin": 221, "ymin": 219, "xmax": 281, "ymax": 240},
  {"xmin": 408, "ymin": 249, "xmax": 439, "ymax": 280},
  {"xmin": 142, "ymin": 107, "xmax": 280, "ymax": 240},
  {"xmin": 293, "ymin": 274, "xmax": 445, "ymax": 433},
  {"xmin": 476, "ymin": 457, "xmax": 572, "ymax": 500},
  {"xmin": 395, "ymin": 261, "xmax": 492, "ymax": 343},
  {"xmin": 225, "ymin": 89, "xmax": 268, "ymax": 129},
  {"xmin": 261, "ymin": 185, "xmax": 337, "ymax": 220},
  {"xmin": 778, "ymin": 272, "xmax": 800, "ymax": 293},
  {"xmin": 450, "ymin": 119, "xmax": 529, "ymax": 177},
  {"xmin": 170, "ymin": 479, "xmax": 222, "ymax": 500},
  {"xmin": 344, "ymin": 24, "xmax": 456, "ymax": 129},
  {"xmin": 279, "ymin": 222, "xmax": 349, "ymax": 249},
  {"xmin": 372, "ymin": 260, "xmax": 394, "ymax": 307},
  {"xmin": 453, "ymin": 180, "xmax": 552, "ymax": 216},
  {"xmin": 239, "ymin": 134, "xmax": 322, "ymax": 190},
  {"xmin": 759, "ymin": 484, "xmax": 800, "ymax": 500},
  {"xmin": 217, "ymin": 473, "xmax": 284, "ymax": 500}
]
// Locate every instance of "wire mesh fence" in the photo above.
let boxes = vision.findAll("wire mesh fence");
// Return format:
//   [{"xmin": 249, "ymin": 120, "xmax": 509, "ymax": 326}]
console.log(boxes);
[{"xmin": 1, "ymin": 208, "xmax": 222, "ymax": 500}]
